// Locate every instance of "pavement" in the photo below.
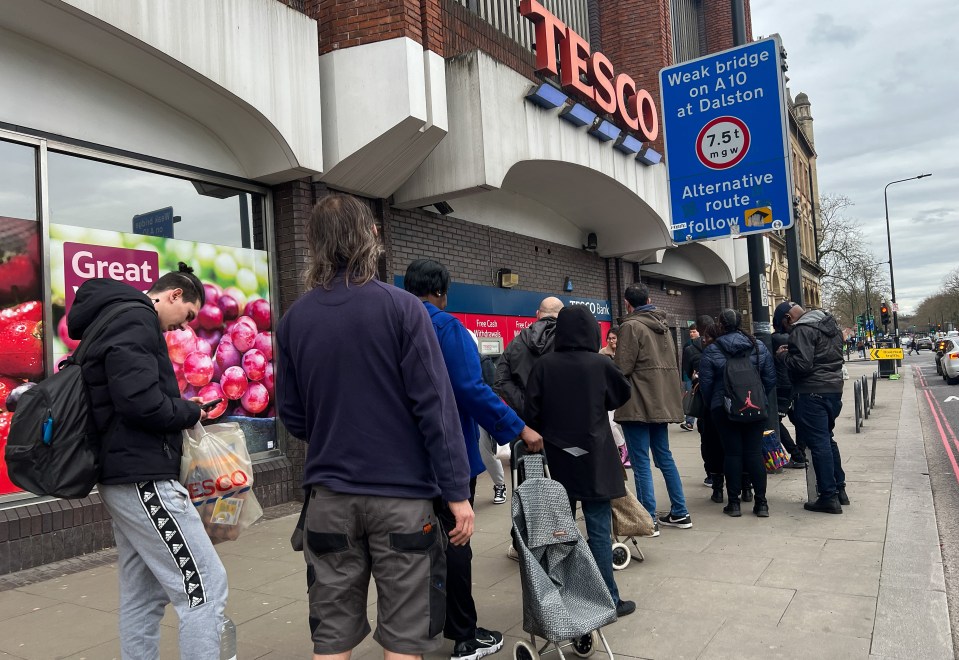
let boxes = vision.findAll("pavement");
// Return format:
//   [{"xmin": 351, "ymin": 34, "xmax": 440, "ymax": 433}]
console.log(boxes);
[{"xmin": 0, "ymin": 359, "xmax": 953, "ymax": 659}]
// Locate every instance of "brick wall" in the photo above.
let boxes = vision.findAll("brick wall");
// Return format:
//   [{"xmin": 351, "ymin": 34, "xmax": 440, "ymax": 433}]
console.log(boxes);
[
  {"xmin": 387, "ymin": 207, "xmax": 610, "ymax": 301},
  {"xmin": 443, "ymin": 0, "xmax": 537, "ymax": 80},
  {"xmin": 702, "ymin": 0, "xmax": 753, "ymax": 52},
  {"xmin": 303, "ymin": 0, "xmax": 445, "ymax": 55}
]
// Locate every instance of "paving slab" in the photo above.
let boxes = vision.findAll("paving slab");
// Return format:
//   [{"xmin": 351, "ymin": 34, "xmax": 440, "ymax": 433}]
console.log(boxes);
[
  {"xmin": 779, "ymin": 590, "xmax": 877, "ymax": 639},
  {"xmin": 700, "ymin": 621, "xmax": 871, "ymax": 660}
]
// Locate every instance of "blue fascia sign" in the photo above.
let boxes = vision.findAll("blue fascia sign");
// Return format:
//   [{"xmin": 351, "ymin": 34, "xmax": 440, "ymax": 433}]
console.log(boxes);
[
  {"xmin": 659, "ymin": 37, "xmax": 793, "ymax": 244},
  {"xmin": 392, "ymin": 277, "xmax": 612, "ymax": 321},
  {"xmin": 132, "ymin": 206, "xmax": 175, "ymax": 238}
]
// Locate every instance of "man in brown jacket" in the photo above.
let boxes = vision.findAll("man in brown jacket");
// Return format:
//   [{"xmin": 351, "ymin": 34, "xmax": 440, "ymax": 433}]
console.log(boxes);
[{"xmin": 614, "ymin": 282, "xmax": 690, "ymax": 534}]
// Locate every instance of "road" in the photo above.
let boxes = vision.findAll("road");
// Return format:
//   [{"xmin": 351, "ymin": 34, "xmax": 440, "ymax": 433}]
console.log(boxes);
[{"xmin": 910, "ymin": 350, "xmax": 959, "ymax": 656}]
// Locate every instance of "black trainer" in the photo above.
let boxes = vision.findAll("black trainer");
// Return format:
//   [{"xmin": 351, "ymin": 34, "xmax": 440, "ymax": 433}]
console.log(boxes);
[
  {"xmin": 753, "ymin": 500, "xmax": 769, "ymax": 517},
  {"xmin": 723, "ymin": 501, "xmax": 742, "ymax": 517},
  {"xmin": 452, "ymin": 628, "xmax": 504, "ymax": 660},
  {"xmin": 616, "ymin": 600, "xmax": 636, "ymax": 617},
  {"xmin": 741, "ymin": 487, "xmax": 754, "ymax": 502},
  {"xmin": 658, "ymin": 513, "xmax": 693, "ymax": 529}
]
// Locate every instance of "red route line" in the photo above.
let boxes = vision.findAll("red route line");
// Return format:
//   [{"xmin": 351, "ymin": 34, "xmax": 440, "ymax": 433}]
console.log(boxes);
[{"xmin": 916, "ymin": 366, "xmax": 959, "ymax": 486}]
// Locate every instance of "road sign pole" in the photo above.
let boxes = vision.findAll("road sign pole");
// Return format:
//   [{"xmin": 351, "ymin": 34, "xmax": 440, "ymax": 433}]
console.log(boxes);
[{"xmin": 729, "ymin": 0, "xmax": 773, "ymax": 349}]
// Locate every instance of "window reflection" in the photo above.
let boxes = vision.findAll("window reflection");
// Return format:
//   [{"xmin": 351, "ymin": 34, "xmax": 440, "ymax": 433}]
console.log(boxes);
[
  {"xmin": 0, "ymin": 140, "xmax": 38, "ymax": 222},
  {"xmin": 47, "ymin": 152, "xmax": 262, "ymax": 249}
]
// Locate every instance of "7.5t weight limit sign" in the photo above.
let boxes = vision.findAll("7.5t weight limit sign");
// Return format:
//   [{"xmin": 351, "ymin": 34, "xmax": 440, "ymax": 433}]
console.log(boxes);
[
  {"xmin": 697, "ymin": 116, "xmax": 750, "ymax": 169},
  {"xmin": 659, "ymin": 37, "xmax": 793, "ymax": 244}
]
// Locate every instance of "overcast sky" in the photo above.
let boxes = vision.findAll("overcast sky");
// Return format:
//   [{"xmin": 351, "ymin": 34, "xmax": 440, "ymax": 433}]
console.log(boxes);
[{"xmin": 751, "ymin": 1, "xmax": 959, "ymax": 315}]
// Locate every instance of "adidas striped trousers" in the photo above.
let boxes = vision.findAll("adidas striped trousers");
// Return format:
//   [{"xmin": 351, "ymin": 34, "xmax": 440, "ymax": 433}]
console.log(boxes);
[{"xmin": 100, "ymin": 480, "xmax": 229, "ymax": 660}]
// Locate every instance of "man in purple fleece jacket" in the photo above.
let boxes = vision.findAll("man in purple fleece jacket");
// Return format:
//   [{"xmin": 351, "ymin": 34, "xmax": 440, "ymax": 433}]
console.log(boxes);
[{"xmin": 276, "ymin": 194, "xmax": 473, "ymax": 660}]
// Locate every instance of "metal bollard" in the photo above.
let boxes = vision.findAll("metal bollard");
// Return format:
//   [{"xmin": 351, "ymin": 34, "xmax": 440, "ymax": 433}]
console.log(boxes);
[
  {"xmin": 854, "ymin": 380, "xmax": 862, "ymax": 433},
  {"xmin": 804, "ymin": 447, "xmax": 817, "ymax": 502},
  {"xmin": 862, "ymin": 375, "xmax": 869, "ymax": 418},
  {"xmin": 872, "ymin": 371, "xmax": 878, "ymax": 408}
]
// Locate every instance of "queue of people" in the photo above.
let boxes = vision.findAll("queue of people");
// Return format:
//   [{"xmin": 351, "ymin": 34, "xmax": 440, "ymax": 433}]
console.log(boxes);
[{"xmin": 269, "ymin": 193, "xmax": 850, "ymax": 660}]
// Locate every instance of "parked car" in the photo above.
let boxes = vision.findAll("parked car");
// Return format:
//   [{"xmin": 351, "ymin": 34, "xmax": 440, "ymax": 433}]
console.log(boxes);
[
  {"xmin": 936, "ymin": 339, "xmax": 953, "ymax": 375},
  {"xmin": 942, "ymin": 343, "xmax": 959, "ymax": 385}
]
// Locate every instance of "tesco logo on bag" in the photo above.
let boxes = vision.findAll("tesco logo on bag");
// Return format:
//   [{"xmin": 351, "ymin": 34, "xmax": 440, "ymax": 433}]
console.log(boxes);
[{"xmin": 187, "ymin": 470, "xmax": 250, "ymax": 499}]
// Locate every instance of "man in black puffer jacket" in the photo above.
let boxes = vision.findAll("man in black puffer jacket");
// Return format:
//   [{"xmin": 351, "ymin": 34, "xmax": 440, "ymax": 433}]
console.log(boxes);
[
  {"xmin": 68, "ymin": 265, "xmax": 227, "ymax": 659},
  {"xmin": 775, "ymin": 302, "xmax": 848, "ymax": 514},
  {"xmin": 493, "ymin": 297, "xmax": 563, "ymax": 421},
  {"xmin": 771, "ymin": 320, "xmax": 806, "ymax": 469}
]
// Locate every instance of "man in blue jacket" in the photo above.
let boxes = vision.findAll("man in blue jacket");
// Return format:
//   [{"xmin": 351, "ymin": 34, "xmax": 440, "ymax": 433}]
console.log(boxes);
[{"xmin": 405, "ymin": 259, "xmax": 543, "ymax": 660}]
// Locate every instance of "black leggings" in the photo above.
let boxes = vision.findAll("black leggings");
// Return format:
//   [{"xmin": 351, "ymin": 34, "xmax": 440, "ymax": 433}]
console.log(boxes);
[
  {"xmin": 698, "ymin": 415, "xmax": 724, "ymax": 475},
  {"xmin": 711, "ymin": 410, "xmax": 767, "ymax": 501}
]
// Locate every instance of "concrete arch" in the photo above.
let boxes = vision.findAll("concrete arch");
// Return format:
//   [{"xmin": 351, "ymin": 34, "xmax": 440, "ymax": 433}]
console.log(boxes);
[
  {"xmin": 0, "ymin": 0, "xmax": 322, "ymax": 182},
  {"xmin": 640, "ymin": 241, "xmax": 735, "ymax": 285}
]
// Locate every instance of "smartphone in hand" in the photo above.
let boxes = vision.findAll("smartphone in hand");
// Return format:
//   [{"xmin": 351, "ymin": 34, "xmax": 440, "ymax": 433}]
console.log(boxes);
[{"xmin": 200, "ymin": 398, "xmax": 223, "ymax": 411}]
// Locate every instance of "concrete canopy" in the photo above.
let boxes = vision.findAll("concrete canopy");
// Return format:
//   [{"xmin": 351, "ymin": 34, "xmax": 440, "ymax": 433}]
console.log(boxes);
[
  {"xmin": 639, "ymin": 241, "xmax": 735, "ymax": 285},
  {"xmin": 0, "ymin": 0, "xmax": 322, "ymax": 183},
  {"xmin": 394, "ymin": 50, "xmax": 673, "ymax": 258}
]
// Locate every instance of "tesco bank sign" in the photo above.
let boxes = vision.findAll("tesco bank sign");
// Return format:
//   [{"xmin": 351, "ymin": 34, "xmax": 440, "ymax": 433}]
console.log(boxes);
[{"xmin": 519, "ymin": 0, "xmax": 659, "ymax": 142}]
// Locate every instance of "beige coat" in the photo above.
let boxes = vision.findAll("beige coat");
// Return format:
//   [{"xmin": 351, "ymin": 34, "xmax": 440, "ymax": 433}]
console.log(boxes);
[{"xmin": 613, "ymin": 308, "xmax": 684, "ymax": 424}]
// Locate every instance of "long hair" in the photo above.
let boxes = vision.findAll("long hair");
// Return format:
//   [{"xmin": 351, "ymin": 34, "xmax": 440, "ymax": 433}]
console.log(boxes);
[{"xmin": 304, "ymin": 194, "xmax": 383, "ymax": 290}]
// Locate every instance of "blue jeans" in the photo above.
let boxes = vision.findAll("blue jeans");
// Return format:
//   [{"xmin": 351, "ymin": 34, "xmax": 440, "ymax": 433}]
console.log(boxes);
[
  {"xmin": 621, "ymin": 422, "xmax": 688, "ymax": 519},
  {"xmin": 793, "ymin": 392, "xmax": 846, "ymax": 497},
  {"xmin": 570, "ymin": 499, "xmax": 619, "ymax": 605}
]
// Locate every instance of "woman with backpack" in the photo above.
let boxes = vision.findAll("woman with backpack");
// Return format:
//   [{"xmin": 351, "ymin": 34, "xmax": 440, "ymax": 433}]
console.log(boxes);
[{"xmin": 698, "ymin": 310, "xmax": 776, "ymax": 517}]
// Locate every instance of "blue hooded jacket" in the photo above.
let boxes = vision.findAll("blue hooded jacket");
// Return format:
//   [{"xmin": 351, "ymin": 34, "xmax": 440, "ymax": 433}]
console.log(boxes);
[
  {"xmin": 699, "ymin": 331, "xmax": 777, "ymax": 412},
  {"xmin": 424, "ymin": 302, "xmax": 526, "ymax": 478}
]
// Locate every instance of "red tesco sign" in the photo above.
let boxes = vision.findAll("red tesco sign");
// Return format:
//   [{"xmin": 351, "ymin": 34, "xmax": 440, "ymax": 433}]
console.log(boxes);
[{"xmin": 519, "ymin": 0, "xmax": 659, "ymax": 142}]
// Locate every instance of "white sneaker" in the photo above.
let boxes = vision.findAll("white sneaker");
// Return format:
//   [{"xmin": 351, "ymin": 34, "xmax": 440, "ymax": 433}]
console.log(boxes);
[
  {"xmin": 507, "ymin": 544, "xmax": 519, "ymax": 561},
  {"xmin": 492, "ymin": 485, "xmax": 507, "ymax": 504}
]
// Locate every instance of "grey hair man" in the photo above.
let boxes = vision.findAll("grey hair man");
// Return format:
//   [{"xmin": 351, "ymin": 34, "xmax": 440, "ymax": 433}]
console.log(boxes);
[{"xmin": 493, "ymin": 296, "xmax": 564, "ymax": 420}]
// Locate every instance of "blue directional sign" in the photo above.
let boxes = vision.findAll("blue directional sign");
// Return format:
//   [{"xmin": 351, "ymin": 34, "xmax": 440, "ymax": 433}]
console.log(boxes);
[
  {"xmin": 132, "ymin": 206, "xmax": 175, "ymax": 238},
  {"xmin": 659, "ymin": 37, "xmax": 793, "ymax": 243}
]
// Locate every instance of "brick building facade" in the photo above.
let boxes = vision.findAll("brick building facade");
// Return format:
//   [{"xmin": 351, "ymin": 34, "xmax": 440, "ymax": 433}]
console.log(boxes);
[{"xmin": 0, "ymin": 0, "xmax": 758, "ymax": 573}]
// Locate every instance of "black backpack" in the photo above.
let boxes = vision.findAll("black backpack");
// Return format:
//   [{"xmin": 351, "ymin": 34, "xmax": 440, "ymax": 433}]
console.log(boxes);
[
  {"xmin": 718, "ymin": 341, "xmax": 768, "ymax": 423},
  {"xmin": 5, "ymin": 302, "xmax": 141, "ymax": 498},
  {"xmin": 480, "ymin": 353, "xmax": 499, "ymax": 388}
]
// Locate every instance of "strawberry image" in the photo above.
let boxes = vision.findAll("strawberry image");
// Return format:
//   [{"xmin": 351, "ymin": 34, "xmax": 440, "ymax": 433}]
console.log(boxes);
[
  {"xmin": 0, "ymin": 375, "xmax": 22, "ymax": 412},
  {"xmin": 0, "ymin": 300, "xmax": 42, "ymax": 325},
  {"xmin": 0, "ymin": 316, "xmax": 43, "ymax": 380},
  {"xmin": 0, "ymin": 254, "xmax": 41, "ymax": 305}
]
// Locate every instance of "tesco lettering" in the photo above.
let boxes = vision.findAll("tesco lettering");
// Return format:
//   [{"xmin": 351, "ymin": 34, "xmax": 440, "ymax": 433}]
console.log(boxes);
[
  {"xmin": 519, "ymin": 0, "xmax": 659, "ymax": 142},
  {"xmin": 187, "ymin": 470, "xmax": 250, "ymax": 499}
]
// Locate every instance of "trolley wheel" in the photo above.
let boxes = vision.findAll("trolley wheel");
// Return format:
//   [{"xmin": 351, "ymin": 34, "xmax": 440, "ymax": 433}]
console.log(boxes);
[
  {"xmin": 514, "ymin": 640, "xmax": 540, "ymax": 660},
  {"xmin": 572, "ymin": 631, "xmax": 600, "ymax": 658},
  {"xmin": 612, "ymin": 542, "xmax": 631, "ymax": 571}
]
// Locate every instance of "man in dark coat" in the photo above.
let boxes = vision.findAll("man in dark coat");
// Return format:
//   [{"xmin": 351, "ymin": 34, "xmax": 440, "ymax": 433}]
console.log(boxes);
[
  {"xmin": 525, "ymin": 306, "xmax": 635, "ymax": 618},
  {"xmin": 775, "ymin": 302, "xmax": 848, "ymax": 514},
  {"xmin": 493, "ymin": 297, "xmax": 563, "ymax": 420},
  {"xmin": 772, "ymin": 304, "xmax": 806, "ymax": 469}
]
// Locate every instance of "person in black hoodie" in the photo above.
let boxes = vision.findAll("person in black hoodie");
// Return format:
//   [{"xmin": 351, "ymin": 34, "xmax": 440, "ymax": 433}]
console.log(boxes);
[
  {"xmin": 525, "ymin": 306, "xmax": 635, "ymax": 618},
  {"xmin": 68, "ymin": 265, "xmax": 228, "ymax": 660},
  {"xmin": 771, "ymin": 304, "xmax": 807, "ymax": 469},
  {"xmin": 698, "ymin": 310, "xmax": 776, "ymax": 518},
  {"xmin": 493, "ymin": 297, "xmax": 563, "ymax": 420}
]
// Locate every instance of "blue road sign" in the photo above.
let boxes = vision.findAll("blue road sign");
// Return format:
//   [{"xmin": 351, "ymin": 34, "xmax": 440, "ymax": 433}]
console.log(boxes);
[
  {"xmin": 659, "ymin": 37, "xmax": 793, "ymax": 244},
  {"xmin": 132, "ymin": 206, "xmax": 175, "ymax": 238}
]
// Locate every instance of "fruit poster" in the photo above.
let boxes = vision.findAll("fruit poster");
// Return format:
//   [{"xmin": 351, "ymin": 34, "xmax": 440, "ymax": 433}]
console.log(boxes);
[
  {"xmin": 49, "ymin": 224, "xmax": 277, "ymax": 453},
  {"xmin": 0, "ymin": 217, "xmax": 44, "ymax": 495}
]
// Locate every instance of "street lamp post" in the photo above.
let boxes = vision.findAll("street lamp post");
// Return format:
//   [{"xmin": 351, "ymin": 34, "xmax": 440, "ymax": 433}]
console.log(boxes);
[{"xmin": 884, "ymin": 174, "xmax": 932, "ymax": 342}]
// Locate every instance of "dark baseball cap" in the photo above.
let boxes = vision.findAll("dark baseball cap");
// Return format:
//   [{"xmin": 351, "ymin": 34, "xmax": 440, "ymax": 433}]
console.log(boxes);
[{"xmin": 773, "ymin": 301, "xmax": 796, "ymax": 332}]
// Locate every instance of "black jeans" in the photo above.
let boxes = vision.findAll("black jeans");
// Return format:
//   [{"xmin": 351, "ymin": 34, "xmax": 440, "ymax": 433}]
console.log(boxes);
[
  {"xmin": 793, "ymin": 393, "xmax": 845, "ymax": 497},
  {"xmin": 711, "ymin": 409, "xmax": 767, "ymax": 501},
  {"xmin": 436, "ymin": 477, "xmax": 478, "ymax": 642},
  {"xmin": 698, "ymin": 415, "xmax": 724, "ymax": 475}
]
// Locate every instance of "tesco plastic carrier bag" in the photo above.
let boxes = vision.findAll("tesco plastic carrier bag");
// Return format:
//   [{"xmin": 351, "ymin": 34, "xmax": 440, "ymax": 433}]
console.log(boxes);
[{"xmin": 180, "ymin": 422, "xmax": 263, "ymax": 543}]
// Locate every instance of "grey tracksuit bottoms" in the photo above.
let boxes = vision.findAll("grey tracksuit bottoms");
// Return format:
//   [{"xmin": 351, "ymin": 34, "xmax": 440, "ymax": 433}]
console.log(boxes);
[{"xmin": 100, "ymin": 480, "xmax": 228, "ymax": 660}]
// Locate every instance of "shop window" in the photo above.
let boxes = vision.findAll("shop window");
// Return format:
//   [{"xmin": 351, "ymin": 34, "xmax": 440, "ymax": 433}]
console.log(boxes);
[
  {"xmin": 0, "ymin": 139, "xmax": 42, "ymax": 497},
  {"xmin": 48, "ymin": 152, "xmax": 263, "ymax": 249}
]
